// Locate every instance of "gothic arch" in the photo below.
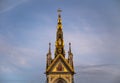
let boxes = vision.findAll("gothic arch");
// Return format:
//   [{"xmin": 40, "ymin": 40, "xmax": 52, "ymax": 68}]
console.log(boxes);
[{"xmin": 54, "ymin": 78, "xmax": 67, "ymax": 83}]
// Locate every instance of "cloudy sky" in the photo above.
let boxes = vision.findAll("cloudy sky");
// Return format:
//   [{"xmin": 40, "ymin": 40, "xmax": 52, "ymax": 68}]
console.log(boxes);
[{"xmin": 0, "ymin": 0, "xmax": 120, "ymax": 83}]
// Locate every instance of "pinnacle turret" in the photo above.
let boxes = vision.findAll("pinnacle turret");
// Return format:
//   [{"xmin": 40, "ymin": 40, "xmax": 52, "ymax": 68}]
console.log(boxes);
[{"xmin": 48, "ymin": 42, "xmax": 51, "ymax": 54}]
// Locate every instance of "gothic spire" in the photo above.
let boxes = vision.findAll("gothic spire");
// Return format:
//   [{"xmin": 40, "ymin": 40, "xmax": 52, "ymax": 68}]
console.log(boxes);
[{"xmin": 55, "ymin": 9, "xmax": 65, "ymax": 57}]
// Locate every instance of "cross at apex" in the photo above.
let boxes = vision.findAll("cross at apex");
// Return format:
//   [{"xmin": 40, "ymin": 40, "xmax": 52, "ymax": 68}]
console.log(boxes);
[{"xmin": 57, "ymin": 8, "xmax": 62, "ymax": 15}]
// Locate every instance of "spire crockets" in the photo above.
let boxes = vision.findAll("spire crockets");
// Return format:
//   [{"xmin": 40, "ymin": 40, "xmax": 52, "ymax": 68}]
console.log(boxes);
[
  {"xmin": 55, "ymin": 9, "xmax": 65, "ymax": 57},
  {"xmin": 57, "ymin": 9, "xmax": 62, "ymax": 29}
]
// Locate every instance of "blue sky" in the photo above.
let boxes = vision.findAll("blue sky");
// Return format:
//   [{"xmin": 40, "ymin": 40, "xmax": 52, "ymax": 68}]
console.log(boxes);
[{"xmin": 0, "ymin": 0, "xmax": 120, "ymax": 83}]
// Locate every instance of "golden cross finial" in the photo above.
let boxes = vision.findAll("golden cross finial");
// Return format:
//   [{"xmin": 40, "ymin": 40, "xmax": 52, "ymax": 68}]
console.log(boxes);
[{"xmin": 57, "ymin": 8, "xmax": 62, "ymax": 15}]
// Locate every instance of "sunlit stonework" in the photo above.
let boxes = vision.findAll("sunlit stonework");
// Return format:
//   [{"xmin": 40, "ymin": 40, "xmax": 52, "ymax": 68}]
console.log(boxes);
[{"xmin": 45, "ymin": 9, "xmax": 75, "ymax": 83}]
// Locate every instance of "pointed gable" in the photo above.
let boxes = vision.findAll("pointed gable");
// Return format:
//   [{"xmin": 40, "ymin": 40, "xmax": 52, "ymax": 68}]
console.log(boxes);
[
  {"xmin": 52, "ymin": 59, "xmax": 69, "ymax": 72},
  {"xmin": 46, "ymin": 54, "xmax": 74, "ymax": 73}
]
